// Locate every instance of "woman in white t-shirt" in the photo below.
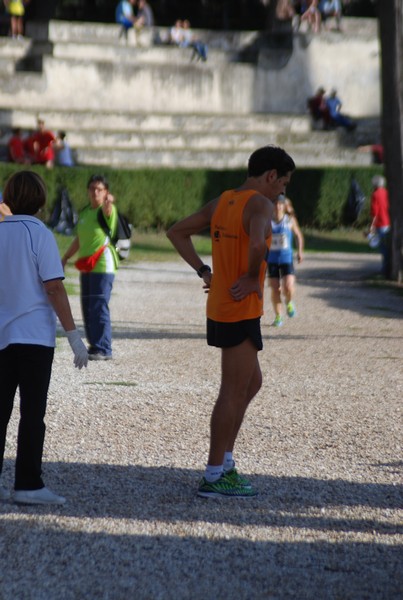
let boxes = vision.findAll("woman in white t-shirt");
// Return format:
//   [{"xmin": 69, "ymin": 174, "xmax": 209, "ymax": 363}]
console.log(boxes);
[{"xmin": 0, "ymin": 171, "xmax": 88, "ymax": 506}]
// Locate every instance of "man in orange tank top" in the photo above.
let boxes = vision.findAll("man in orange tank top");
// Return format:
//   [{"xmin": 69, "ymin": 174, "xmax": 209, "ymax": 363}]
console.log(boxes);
[{"xmin": 167, "ymin": 146, "xmax": 295, "ymax": 498}]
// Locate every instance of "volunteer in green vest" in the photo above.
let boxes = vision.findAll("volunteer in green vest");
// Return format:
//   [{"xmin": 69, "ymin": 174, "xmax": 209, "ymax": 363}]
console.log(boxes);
[{"xmin": 62, "ymin": 175, "xmax": 119, "ymax": 360}]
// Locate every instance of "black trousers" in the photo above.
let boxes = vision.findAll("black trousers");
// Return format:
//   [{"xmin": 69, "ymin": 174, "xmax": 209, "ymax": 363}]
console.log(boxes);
[{"xmin": 0, "ymin": 344, "xmax": 54, "ymax": 490}]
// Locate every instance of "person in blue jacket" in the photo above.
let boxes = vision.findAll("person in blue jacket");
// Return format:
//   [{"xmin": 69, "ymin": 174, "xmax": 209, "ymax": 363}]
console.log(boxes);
[{"xmin": 116, "ymin": 0, "xmax": 136, "ymax": 40}]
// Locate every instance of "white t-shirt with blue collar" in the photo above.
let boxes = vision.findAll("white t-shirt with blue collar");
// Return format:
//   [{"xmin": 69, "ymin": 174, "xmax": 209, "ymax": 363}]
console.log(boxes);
[{"xmin": 0, "ymin": 215, "xmax": 64, "ymax": 350}]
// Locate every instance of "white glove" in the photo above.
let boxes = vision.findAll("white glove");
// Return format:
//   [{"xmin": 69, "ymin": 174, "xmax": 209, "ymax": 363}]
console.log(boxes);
[{"xmin": 66, "ymin": 330, "xmax": 88, "ymax": 369}]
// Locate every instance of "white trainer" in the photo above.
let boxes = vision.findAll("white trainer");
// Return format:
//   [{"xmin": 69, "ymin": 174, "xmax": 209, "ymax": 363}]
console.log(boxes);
[
  {"xmin": 14, "ymin": 487, "xmax": 66, "ymax": 505},
  {"xmin": 0, "ymin": 485, "xmax": 10, "ymax": 500}
]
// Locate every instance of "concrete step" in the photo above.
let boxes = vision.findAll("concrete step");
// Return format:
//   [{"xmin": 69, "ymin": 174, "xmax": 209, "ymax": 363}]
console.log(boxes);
[
  {"xmin": 0, "ymin": 106, "xmax": 378, "ymax": 168},
  {"xmin": 72, "ymin": 145, "xmax": 371, "ymax": 169},
  {"xmin": 0, "ymin": 107, "xmax": 313, "ymax": 133},
  {"xmin": 0, "ymin": 36, "xmax": 31, "ymax": 57},
  {"xmin": 1, "ymin": 107, "xmax": 378, "ymax": 136},
  {"xmin": 51, "ymin": 41, "xmax": 229, "ymax": 65},
  {"xmin": 36, "ymin": 129, "xmax": 363, "ymax": 152}
]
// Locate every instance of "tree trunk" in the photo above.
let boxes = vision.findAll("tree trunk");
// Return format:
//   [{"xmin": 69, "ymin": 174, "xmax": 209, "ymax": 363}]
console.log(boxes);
[{"xmin": 378, "ymin": 0, "xmax": 403, "ymax": 282}]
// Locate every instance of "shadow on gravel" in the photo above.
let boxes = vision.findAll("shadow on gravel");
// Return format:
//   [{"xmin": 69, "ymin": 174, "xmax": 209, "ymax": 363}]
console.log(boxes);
[
  {"xmin": 1, "ymin": 463, "xmax": 401, "ymax": 599},
  {"xmin": 1, "ymin": 462, "xmax": 402, "ymax": 522},
  {"xmin": 0, "ymin": 532, "xmax": 401, "ymax": 600},
  {"xmin": 112, "ymin": 322, "xmax": 206, "ymax": 340},
  {"xmin": 294, "ymin": 255, "xmax": 403, "ymax": 320}
]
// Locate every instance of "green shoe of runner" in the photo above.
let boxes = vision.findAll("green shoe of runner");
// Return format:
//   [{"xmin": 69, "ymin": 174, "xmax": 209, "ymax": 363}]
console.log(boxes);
[
  {"xmin": 223, "ymin": 467, "xmax": 252, "ymax": 489},
  {"xmin": 197, "ymin": 473, "xmax": 258, "ymax": 498},
  {"xmin": 286, "ymin": 301, "xmax": 296, "ymax": 317},
  {"xmin": 272, "ymin": 314, "xmax": 283, "ymax": 327}
]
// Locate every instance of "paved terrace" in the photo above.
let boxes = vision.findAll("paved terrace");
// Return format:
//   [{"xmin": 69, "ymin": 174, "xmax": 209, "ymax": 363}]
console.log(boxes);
[{"xmin": 0, "ymin": 252, "xmax": 402, "ymax": 598}]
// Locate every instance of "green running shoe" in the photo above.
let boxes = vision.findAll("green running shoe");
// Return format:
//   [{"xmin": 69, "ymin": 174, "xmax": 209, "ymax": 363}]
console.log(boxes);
[
  {"xmin": 286, "ymin": 301, "xmax": 296, "ymax": 317},
  {"xmin": 197, "ymin": 473, "xmax": 258, "ymax": 498},
  {"xmin": 272, "ymin": 315, "xmax": 283, "ymax": 327},
  {"xmin": 224, "ymin": 467, "xmax": 252, "ymax": 489}
]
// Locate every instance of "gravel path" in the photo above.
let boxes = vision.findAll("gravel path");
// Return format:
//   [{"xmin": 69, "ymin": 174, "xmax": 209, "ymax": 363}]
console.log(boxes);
[{"xmin": 0, "ymin": 252, "xmax": 402, "ymax": 600}]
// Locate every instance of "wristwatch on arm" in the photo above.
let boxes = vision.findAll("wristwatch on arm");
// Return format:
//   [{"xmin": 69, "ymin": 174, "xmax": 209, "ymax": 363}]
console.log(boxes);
[{"xmin": 197, "ymin": 265, "xmax": 211, "ymax": 278}]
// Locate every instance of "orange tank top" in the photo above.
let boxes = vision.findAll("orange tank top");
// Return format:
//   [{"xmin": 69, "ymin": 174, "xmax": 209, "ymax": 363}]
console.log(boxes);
[{"xmin": 206, "ymin": 189, "xmax": 271, "ymax": 323}]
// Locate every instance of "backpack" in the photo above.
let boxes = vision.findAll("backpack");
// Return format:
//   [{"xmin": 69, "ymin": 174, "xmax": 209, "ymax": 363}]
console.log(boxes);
[
  {"xmin": 344, "ymin": 178, "xmax": 366, "ymax": 225},
  {"xmin": 97, "ymin": 209, "xmax": 132, "ymax": 260},
  {"xmin": 48, "ymin": 186, "xmax": 78, "ymax": 235}
]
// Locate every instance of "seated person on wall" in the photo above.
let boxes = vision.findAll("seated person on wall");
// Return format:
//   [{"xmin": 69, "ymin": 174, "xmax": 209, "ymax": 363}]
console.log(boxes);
[
  {"xmin": 325, "ymin": 89, "xmax": 357, "ymax": 132},
  {"xmin": 134, "ymin": 0, "xmax": 154, "ymax": 45},
  {"xmin": 275, "ymin": 0, "xmax": 297, "ymax": 30},
  {"xmin": 169, "ymin": 19, "xmax": 184, "ymax": 45},
  {"xmin": 7, "ymin": 127, "xmax": 30, "ymax": 164},
  {"xmin": 54, "ymin": 131, "xmax": 75, "ymax": 167},
  {"xmin": 319, "ymin": 0, "xmax": 342, "ymax": 31},
  {"xmin": 116, "ymin": 0, "xmax": 136, "ymax": 41},
  {"xmin": 181, "ymin": 19, "xmax": 208, "ymax": 62},
  {"xmin": 300, "ymin": 0, "xmax": 321, "ymax": 33},
  {"xmin": 291, "ymin": 1, "xmax": 306, "ymax": 31},
  {"xmin": 307, "ymin": 87, "xmax": 332, "ymax": 129},
  {"xmin": 276, "ymin": 0, "xmax": 296, "ymax": 21}
]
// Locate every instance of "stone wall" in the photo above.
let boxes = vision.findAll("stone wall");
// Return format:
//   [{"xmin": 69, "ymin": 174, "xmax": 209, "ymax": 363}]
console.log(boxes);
[{"xmin": 0, "ymin": 18, "xmax": 380, "ymax": 117}]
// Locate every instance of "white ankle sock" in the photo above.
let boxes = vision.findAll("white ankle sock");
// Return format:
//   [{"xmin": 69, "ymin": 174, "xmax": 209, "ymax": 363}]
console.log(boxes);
[
  {"xmin": 204, "ymin": 465, "xmax": 223, "ymax": 482},
  {"xmin": 223, "ymin": 452, "xmax": 235, "ymax": 472}
]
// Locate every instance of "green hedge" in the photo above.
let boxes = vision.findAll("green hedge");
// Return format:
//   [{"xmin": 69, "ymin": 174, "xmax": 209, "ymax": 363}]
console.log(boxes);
[{"xmin": 0, "ymin": 164, "xmax": 383, "ymax": 230}]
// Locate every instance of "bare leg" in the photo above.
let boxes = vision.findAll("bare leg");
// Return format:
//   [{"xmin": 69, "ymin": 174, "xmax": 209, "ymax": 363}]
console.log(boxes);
[
  {"xmin": 208, "ymin": 338, "xmax": 261, "ymax": 466},
  {"xmin": 269, "ymin": 276, "xmax": 282, "ymax": 317},
  {"xmin": 226, "ymin": 357, "xmax": 262, "ymax": 453},
  {"xmin": 282, "ymin": 273, "xmax": 295, "ymax": 305},
  {"xmin": 10, "ymin": 17, "xmax": 17, "ymax": 37},
  {"xmin": 17, "ymin": 17, "xmax": 23, "ymax": 37}
]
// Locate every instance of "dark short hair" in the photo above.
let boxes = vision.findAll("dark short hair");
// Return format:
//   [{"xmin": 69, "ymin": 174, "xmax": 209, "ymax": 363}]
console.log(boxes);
[
  {"xmin": 248, "ymin": 145, "xmax": 295, "ymax": 178},
  {"xmin": 3, "ymin": 170, "xmax": 47, "ymax": 215},
  {"xmin": 87, "ymin": 174, "xmax": 109, "ymax": 190}
]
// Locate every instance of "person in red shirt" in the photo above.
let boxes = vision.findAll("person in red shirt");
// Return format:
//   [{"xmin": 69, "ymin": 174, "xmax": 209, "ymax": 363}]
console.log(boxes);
[
  {"xmin": 7, "ymin": 128, "xmax": 30, "ymax": 164},
  {"xmin": 23, "ymin": 129, "xmax": 37, "ymax": 163},
  {"xmin": 31, "ymin": 118, "xmax": 56, "ymax": 168},
  {"xmin": 307, "ymin": 87, "xmax": 332, "ymax": 129},
  {"xmin": 370, "ymin": 175, "xmax": 390, "ymax": 276}
]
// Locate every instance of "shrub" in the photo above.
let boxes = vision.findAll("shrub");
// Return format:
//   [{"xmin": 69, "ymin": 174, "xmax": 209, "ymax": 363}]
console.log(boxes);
[{"xmin": 0, "ymin": 164, "xmax": 383, "ymax": 230}]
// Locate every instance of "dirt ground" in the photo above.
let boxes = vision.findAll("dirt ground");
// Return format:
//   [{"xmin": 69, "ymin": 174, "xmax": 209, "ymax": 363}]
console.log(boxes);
[{"xmin": 0, "ymin": 252, "xmax": 402, "ymax": 599}]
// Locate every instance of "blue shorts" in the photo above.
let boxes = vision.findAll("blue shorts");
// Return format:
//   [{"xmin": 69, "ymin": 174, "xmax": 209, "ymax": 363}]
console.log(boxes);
[
  {"xmin": 207, "ymin": 317, "xmax": 263, "ymax": 351},
  {"xmin": 268, "ymin": 262, "xmax": 295, "ymax": 279},
  {"xmin": 118, "ymin": 17, "xmax": 133, "ymax": 30}
]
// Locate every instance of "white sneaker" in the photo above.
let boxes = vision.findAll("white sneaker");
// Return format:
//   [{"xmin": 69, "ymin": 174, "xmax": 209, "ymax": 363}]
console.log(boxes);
[
  {"xmin": 0, "ymin": 485, "xmax": 10, "ymax": 500},
  {"xmin": 14, "ymin": 487, "xmax": 66, "ymax": 505}
]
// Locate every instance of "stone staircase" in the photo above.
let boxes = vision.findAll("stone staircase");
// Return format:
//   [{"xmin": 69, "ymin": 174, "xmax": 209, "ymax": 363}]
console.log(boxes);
[
  {"xmin": 0, "ymin": 106, "xmax": 379, "ymax": 168},
  {"xmin": 0, "ymin": 19, "xmax": 380, "ymax": 169}
]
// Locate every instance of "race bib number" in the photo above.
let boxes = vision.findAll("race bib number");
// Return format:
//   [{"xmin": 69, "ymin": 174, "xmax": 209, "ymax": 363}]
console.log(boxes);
[{"xmin": 271, "ymin": 233, "xmax": 289, "ymax": 250}]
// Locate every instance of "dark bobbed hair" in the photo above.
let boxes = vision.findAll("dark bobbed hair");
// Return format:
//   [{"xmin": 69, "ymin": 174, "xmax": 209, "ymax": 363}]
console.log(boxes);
[
  {"xmin": 3, "ymin": 170, "xmax": 47, "ymax": 215},
  {"xmin": 87, "ymin": 174, "xmax": 109, "ymax": 190},
  {"xmin": 248, "ymin": 145, "xmax": 295, "ymax": 178}
]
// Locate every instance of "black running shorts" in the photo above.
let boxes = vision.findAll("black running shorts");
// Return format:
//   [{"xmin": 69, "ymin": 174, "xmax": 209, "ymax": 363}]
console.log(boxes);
[
  {"xmin": 268, "ymin": 262, "xmax": 295, "ymax": 279},
  {"xmin": 207, "ymin": 317, "xmax": 263, "ymax": 350}
]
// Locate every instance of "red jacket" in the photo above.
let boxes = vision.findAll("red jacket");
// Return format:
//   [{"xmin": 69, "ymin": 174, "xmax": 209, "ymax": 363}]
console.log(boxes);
[{"xmin": 371, "ymin": 187, "xmax": 390, "ymax": 228}]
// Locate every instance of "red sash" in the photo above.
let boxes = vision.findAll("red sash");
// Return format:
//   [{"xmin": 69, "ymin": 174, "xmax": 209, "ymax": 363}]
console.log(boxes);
[{"xmin": 74, "ymin": 245, "xmax": 106, "ymax": 273}]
